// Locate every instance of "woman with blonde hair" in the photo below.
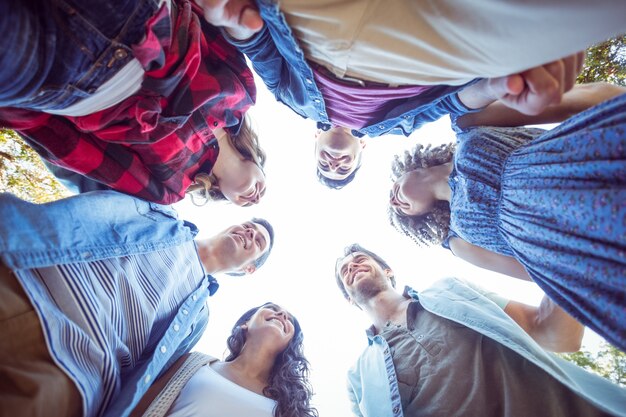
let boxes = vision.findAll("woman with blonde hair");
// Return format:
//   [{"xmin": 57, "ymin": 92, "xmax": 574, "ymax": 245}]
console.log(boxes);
[
  {"xmin": 0, "ymin": 0, "xmax": 267, "ymax": 207},
  {"xmin": 388, "ymin": 84, "xmax": 626, "ymax": 350}
]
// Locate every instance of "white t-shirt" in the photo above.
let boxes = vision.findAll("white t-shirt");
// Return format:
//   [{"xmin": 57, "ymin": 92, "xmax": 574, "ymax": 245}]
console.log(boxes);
[{"xmin": 166, "ymin": 364, "xmax": 276, "ymax": 417}]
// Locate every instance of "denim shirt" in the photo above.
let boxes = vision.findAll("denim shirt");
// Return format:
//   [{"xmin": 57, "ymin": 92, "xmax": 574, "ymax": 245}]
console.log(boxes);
[
  {"xmin": 224, "ymin": 0, "xmax": 478, "ymax": 138},
  {"xmin": 0, "ymin": 191, "xmax": 218, "ymax": 417},
  {"xmin": 347, "ymin": 278, "xmax": 626, "ymax": 417},
  {"xmin": 0, "ymin": 0, "xmax": 158, "ymax": 110}
]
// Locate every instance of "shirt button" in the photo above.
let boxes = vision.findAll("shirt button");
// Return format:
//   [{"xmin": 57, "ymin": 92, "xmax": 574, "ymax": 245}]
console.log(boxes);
[
  {"xmin": 393, "ymin": 406, "xmax": 400, "ymax": 414},
  {"xmin": 182, "ymin": 309, "xmax": 189, "ymax": 315},
  {"xmin": 378, "ymin": 125, "xmax": 385, "ymax": 130},
  {"xmin": 192, "ymin": 295, "xmax": 197, "ymax": 301},
  {"xmin": 160, "ymin": 346, "xmax": 167, "ymax": 353},
  {"xmin": 213, "ymin": 121, "xmax": 218, "ymax": 127},
  {"xmin": 417, "ymin": 335, "xmax": 424, "ymax": 340},
  {"xmin": 173, "ymin": 324, "xmax": 180, "ymax": 332},
  {"xmin": 114, "ymin": 48, "xmax": 128, "ymax": 60},
  {"xmin": 144, "ymin": 374, "xmax": 151, "ymax": 384},
  {"xmin": 306, "ymin": 78, "xmax": 313, "ymax": 84},
  {"xmin": 314, "ymin": 99, "xmax": 321, "ymax": 103}
]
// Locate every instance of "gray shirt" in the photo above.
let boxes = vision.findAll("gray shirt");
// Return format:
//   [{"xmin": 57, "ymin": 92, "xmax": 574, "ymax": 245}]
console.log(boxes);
[{"xmin": 380, "ymin": 301, "xmax": 611, "ymax": 416}]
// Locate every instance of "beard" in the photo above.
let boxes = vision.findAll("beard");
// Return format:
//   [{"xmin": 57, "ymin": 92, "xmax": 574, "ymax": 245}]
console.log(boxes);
[{"xmin": 352, "ymin": 278, "xmax": 386, "ymax": 305}]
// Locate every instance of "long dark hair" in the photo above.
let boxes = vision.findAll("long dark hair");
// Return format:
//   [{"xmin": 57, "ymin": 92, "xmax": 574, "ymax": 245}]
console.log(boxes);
[
  {"xmin": 225, "ymin": 304, "xmax": 318, "ymax": 417},
  {"xmin": 389, "ymin": 143, "xmax": 455, "ymax": 246}
]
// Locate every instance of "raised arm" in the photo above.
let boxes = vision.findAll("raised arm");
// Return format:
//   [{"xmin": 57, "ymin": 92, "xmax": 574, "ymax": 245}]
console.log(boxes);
[
  {"xmin": 456, "ymin": 82, "xmax": 626, "ymax": 129},
  {"xmin": 457, "ymin": 52, "xmax": 585, "ymax": 117},
  {"xmin": 448, "ymin": 237, "xmax": 532, "ymax": 281},
  {"xmin": 195, "ymin": 0, "xmax": 316, "ymax": 119}
]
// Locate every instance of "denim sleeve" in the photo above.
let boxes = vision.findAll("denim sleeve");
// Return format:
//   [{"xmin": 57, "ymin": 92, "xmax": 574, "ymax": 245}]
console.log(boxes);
[
  {"xmin": 411, "ymin": 92, "xmax": 480, "ymax": 132},
  {"xmin": 0, "ymin": 0, "xmax": 55, "ymax": 106},
  {"xmin": 223, "ymin": 26, "xmax": 310, "ymax": 118}
]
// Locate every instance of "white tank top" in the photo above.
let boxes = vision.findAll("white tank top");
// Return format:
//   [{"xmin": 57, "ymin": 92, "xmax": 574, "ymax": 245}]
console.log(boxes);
[{"xmin": 166, "ymin": 364, "xmax": 276, "ymax": 417}]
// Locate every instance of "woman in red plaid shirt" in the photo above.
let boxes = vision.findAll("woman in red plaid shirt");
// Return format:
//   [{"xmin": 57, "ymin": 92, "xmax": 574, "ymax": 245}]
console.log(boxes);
[{"xmin": 0, "ymin": 0, "xmax": 265, "ymax": 206}]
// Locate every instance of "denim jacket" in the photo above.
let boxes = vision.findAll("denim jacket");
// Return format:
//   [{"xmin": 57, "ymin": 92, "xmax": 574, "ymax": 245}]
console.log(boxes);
[
  {"xmin": 224, "ymin": 0, "xmax": 477, "ymax": 138},
  {"xmin": 0, "ymin": 191, "xmax": 218, "ymax": 417},
  {"xmin": 0, "ymin": 0, "xmax": 158, "ymax": 110},
  {"xmin": 347, "ymin": 278, "xmax": 626, "ymax": 417}
]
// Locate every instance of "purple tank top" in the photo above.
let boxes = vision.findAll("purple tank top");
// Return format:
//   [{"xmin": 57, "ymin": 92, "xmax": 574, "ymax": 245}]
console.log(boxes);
[{"xmin": 312, "ymin": 67, "xmax": 432, "ymax": 129}]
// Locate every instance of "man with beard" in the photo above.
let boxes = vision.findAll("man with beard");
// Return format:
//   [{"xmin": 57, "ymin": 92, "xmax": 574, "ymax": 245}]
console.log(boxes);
[
  {"xmin": 334, "ymin": 243, "xmax": 626, "ymax": 417},
  {"xmin": 0, "ymin": 190, "xmax": 274, "ymax": 417}
]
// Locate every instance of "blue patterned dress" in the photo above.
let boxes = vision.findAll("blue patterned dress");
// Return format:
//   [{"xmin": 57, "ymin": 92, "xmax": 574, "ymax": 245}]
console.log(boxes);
[{"xmin": 447, "ymin": 93, "xmax": 626, "ymax": 350}]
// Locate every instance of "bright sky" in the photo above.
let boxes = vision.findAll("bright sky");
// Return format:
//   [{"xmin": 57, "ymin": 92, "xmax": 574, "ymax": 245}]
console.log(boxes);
[{"xmin": 176, "ymin": 74, "xmax": 603, "ymax": 415}]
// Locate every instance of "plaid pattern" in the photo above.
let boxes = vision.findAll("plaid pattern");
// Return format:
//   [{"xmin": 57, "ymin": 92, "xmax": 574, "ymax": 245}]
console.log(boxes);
[{"xmin": 0, "ymin": 0, "xmax": 255, "ymax": 204}]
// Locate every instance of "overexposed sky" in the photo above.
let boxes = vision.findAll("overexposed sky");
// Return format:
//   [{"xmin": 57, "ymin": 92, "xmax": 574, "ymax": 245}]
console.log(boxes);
[{"xmin": 177, "ymin": 74, "xmax": 602, "ymax": 415}]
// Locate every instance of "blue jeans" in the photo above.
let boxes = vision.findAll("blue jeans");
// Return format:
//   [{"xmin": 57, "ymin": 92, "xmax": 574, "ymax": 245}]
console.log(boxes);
[{"xmin": 0, "ymin": 0, "xmax": 158, "ymax": 110}]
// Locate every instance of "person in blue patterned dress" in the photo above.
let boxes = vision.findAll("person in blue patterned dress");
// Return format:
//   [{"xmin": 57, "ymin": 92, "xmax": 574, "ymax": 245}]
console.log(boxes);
[{"xmin": 388, "ymin": 83, "xmax": 626, "ymax": 350}]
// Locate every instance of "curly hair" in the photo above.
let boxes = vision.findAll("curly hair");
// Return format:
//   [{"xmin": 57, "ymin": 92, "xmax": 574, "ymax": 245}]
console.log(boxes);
[
  {"xmin": 188, "ymin": 115, "xmax": 266, "ymax": 205},
  {"xmin": 389, "ymin": 143, "xmax": 455, "ymax": 246},
  {"xmin": 225, "ymin": 304, "xmax": 318, "ymax": 417}
]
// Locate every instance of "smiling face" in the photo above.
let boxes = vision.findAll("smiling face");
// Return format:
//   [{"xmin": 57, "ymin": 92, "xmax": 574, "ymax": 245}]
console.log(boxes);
[
  {"xmin": 213, "ymin": 221, "xmax": 271, "ymax": 274},
  {"xmin": 390, "ymin": 169, "xmax": 436, "ymax": 216},
  {"xmin": 315, "ymin": 127, "xmax": 364, "ymax": 181},
  {"xmin": 245, "ymin": 303, "xmax": 296, "ymax": 353},
  {"xmin": 336, "ymin": 252, "xmax": 393, "ymax": 306},
  {"xmin": 217, "ymin": 160, "xmax": 266, "ymax": 207}
]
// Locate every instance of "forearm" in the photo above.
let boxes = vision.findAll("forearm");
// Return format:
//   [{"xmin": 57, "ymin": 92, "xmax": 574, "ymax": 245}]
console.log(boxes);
[
  {"xmin": 505, "ymin": 296, "xmax": 584, "ymax": 352},
  {"xmin": 222, "ymin": 26, "xmax": 285, "ymax": 92},
  {"xmin": 456, "ymin": 82, "xmax": 626, "ymax": 129}
]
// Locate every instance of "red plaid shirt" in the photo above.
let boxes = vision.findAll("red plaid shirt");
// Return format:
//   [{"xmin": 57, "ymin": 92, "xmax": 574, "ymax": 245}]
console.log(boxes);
[{"xmin": 0, "ymin": 0, "xmax": 256, "ymax": 204}]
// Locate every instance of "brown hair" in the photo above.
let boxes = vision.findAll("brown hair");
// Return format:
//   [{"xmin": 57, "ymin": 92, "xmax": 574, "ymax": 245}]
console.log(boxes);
[
  {"xmin": 187, "ymin": 115, "xmax": 266, "ymax": 206},
  {"xmin": 388, "ymin": 143, "xmax": 455, "ymax": 246}
]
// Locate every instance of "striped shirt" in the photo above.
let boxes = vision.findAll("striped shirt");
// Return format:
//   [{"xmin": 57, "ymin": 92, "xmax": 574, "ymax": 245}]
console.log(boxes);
[{"xmin": 16, "ymin": 241, "xmax": 217, "ymax": 417}]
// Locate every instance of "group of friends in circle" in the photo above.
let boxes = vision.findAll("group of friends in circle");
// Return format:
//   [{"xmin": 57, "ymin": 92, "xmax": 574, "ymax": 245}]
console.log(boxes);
[{"xmin": 0, "ymin": 0, "xmax": 625, "ymax": 416}]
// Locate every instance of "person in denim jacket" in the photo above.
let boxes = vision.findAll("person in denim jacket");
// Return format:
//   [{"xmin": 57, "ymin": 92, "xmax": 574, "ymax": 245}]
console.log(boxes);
[
  {"xmin": 0, "ymin": 190, "xmax": 274, "ymax": 417},
  {"xmin": 196, "ymin": 0, "xmax": 625, "ymax": 189},
  {"xmin": 334, "ymin": 243, "xmax": 626, "ymax": 417}
]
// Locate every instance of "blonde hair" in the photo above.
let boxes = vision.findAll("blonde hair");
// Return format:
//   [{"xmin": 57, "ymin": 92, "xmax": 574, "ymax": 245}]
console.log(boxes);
[{"xmin": 187, "ymin": 115, "xmax": 266, "ymax": 206}]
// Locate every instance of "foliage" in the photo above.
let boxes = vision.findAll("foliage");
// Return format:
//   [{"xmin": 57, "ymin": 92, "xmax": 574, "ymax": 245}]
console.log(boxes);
[
  {"xmin": 0, "ymin": 129, "xmax": 70, "ymax": 203},
  {"xmin": 577, "ymin": 35, "xmax": 626, "ymax": 86},
  {"xmin": 559, "ymin": 342, "xmax": 626, "ymax": 387}
]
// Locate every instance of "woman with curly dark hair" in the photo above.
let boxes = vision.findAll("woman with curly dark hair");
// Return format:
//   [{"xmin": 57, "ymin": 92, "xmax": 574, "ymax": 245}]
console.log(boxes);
[
  {"xmin": 131, "ymin": 303, "xmax": 317, "ymax": 417},
  {"xmin": 388, "ymin": 83, "xmax": 626, "ymax": 351}
]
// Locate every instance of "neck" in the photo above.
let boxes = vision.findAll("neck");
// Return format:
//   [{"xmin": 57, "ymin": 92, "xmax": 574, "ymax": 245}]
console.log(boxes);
[
  {"xmin": 432, "ymin": 162, "xmax": 453, "ymax": 202},
  {"xmin": 194, "ymin": 238, "xmax": 229, "ymax": 275},
  {"xmin": 361, "ymin": 289, "xmax": 411, "ymax": 333},
  {"xmin": 216, "ymin": 341, "xmax": 279, "ymax": 395},
  {"xmin": 211, "ymin": 130, "xmax": 239, "ymax": 181}
]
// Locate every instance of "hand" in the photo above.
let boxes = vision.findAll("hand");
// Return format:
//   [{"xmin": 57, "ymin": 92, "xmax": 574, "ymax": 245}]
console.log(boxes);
[
  {"xmin": 195, "ymin": 0, "xmax": 263, "ymax": 40},
  {"xmin": 486, "ymin": 52, "xmax": 586, "ymax": 115}
]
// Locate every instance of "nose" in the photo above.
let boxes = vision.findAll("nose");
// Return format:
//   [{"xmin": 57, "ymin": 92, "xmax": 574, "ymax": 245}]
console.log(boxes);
[
  {"xmin": 245, "ymin": 227, "xmax": 256, "ymax": 240},
  {"xmin": 328, "ymin": 158, "xmax": 340, "ymax": 171}
]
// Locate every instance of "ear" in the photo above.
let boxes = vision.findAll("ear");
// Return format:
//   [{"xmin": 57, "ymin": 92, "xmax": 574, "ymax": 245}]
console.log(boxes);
[
  {"xmin": 384, "ymin": 269, "xmax": 393, "ymax": 279},
  {"xmin": 359, "ymin": 139, "xmax": 366, "ymax": 149},
  {"xmin": 241, "ymin": 323, "xmax": 248, "ymax": 330},
  {"xmin": 242, "ymin": 264, "xmax": 257, "ymax": 275},
  {"xmin": 315, "ymin": 129, "xmax": 322, "ymax": 139}
]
